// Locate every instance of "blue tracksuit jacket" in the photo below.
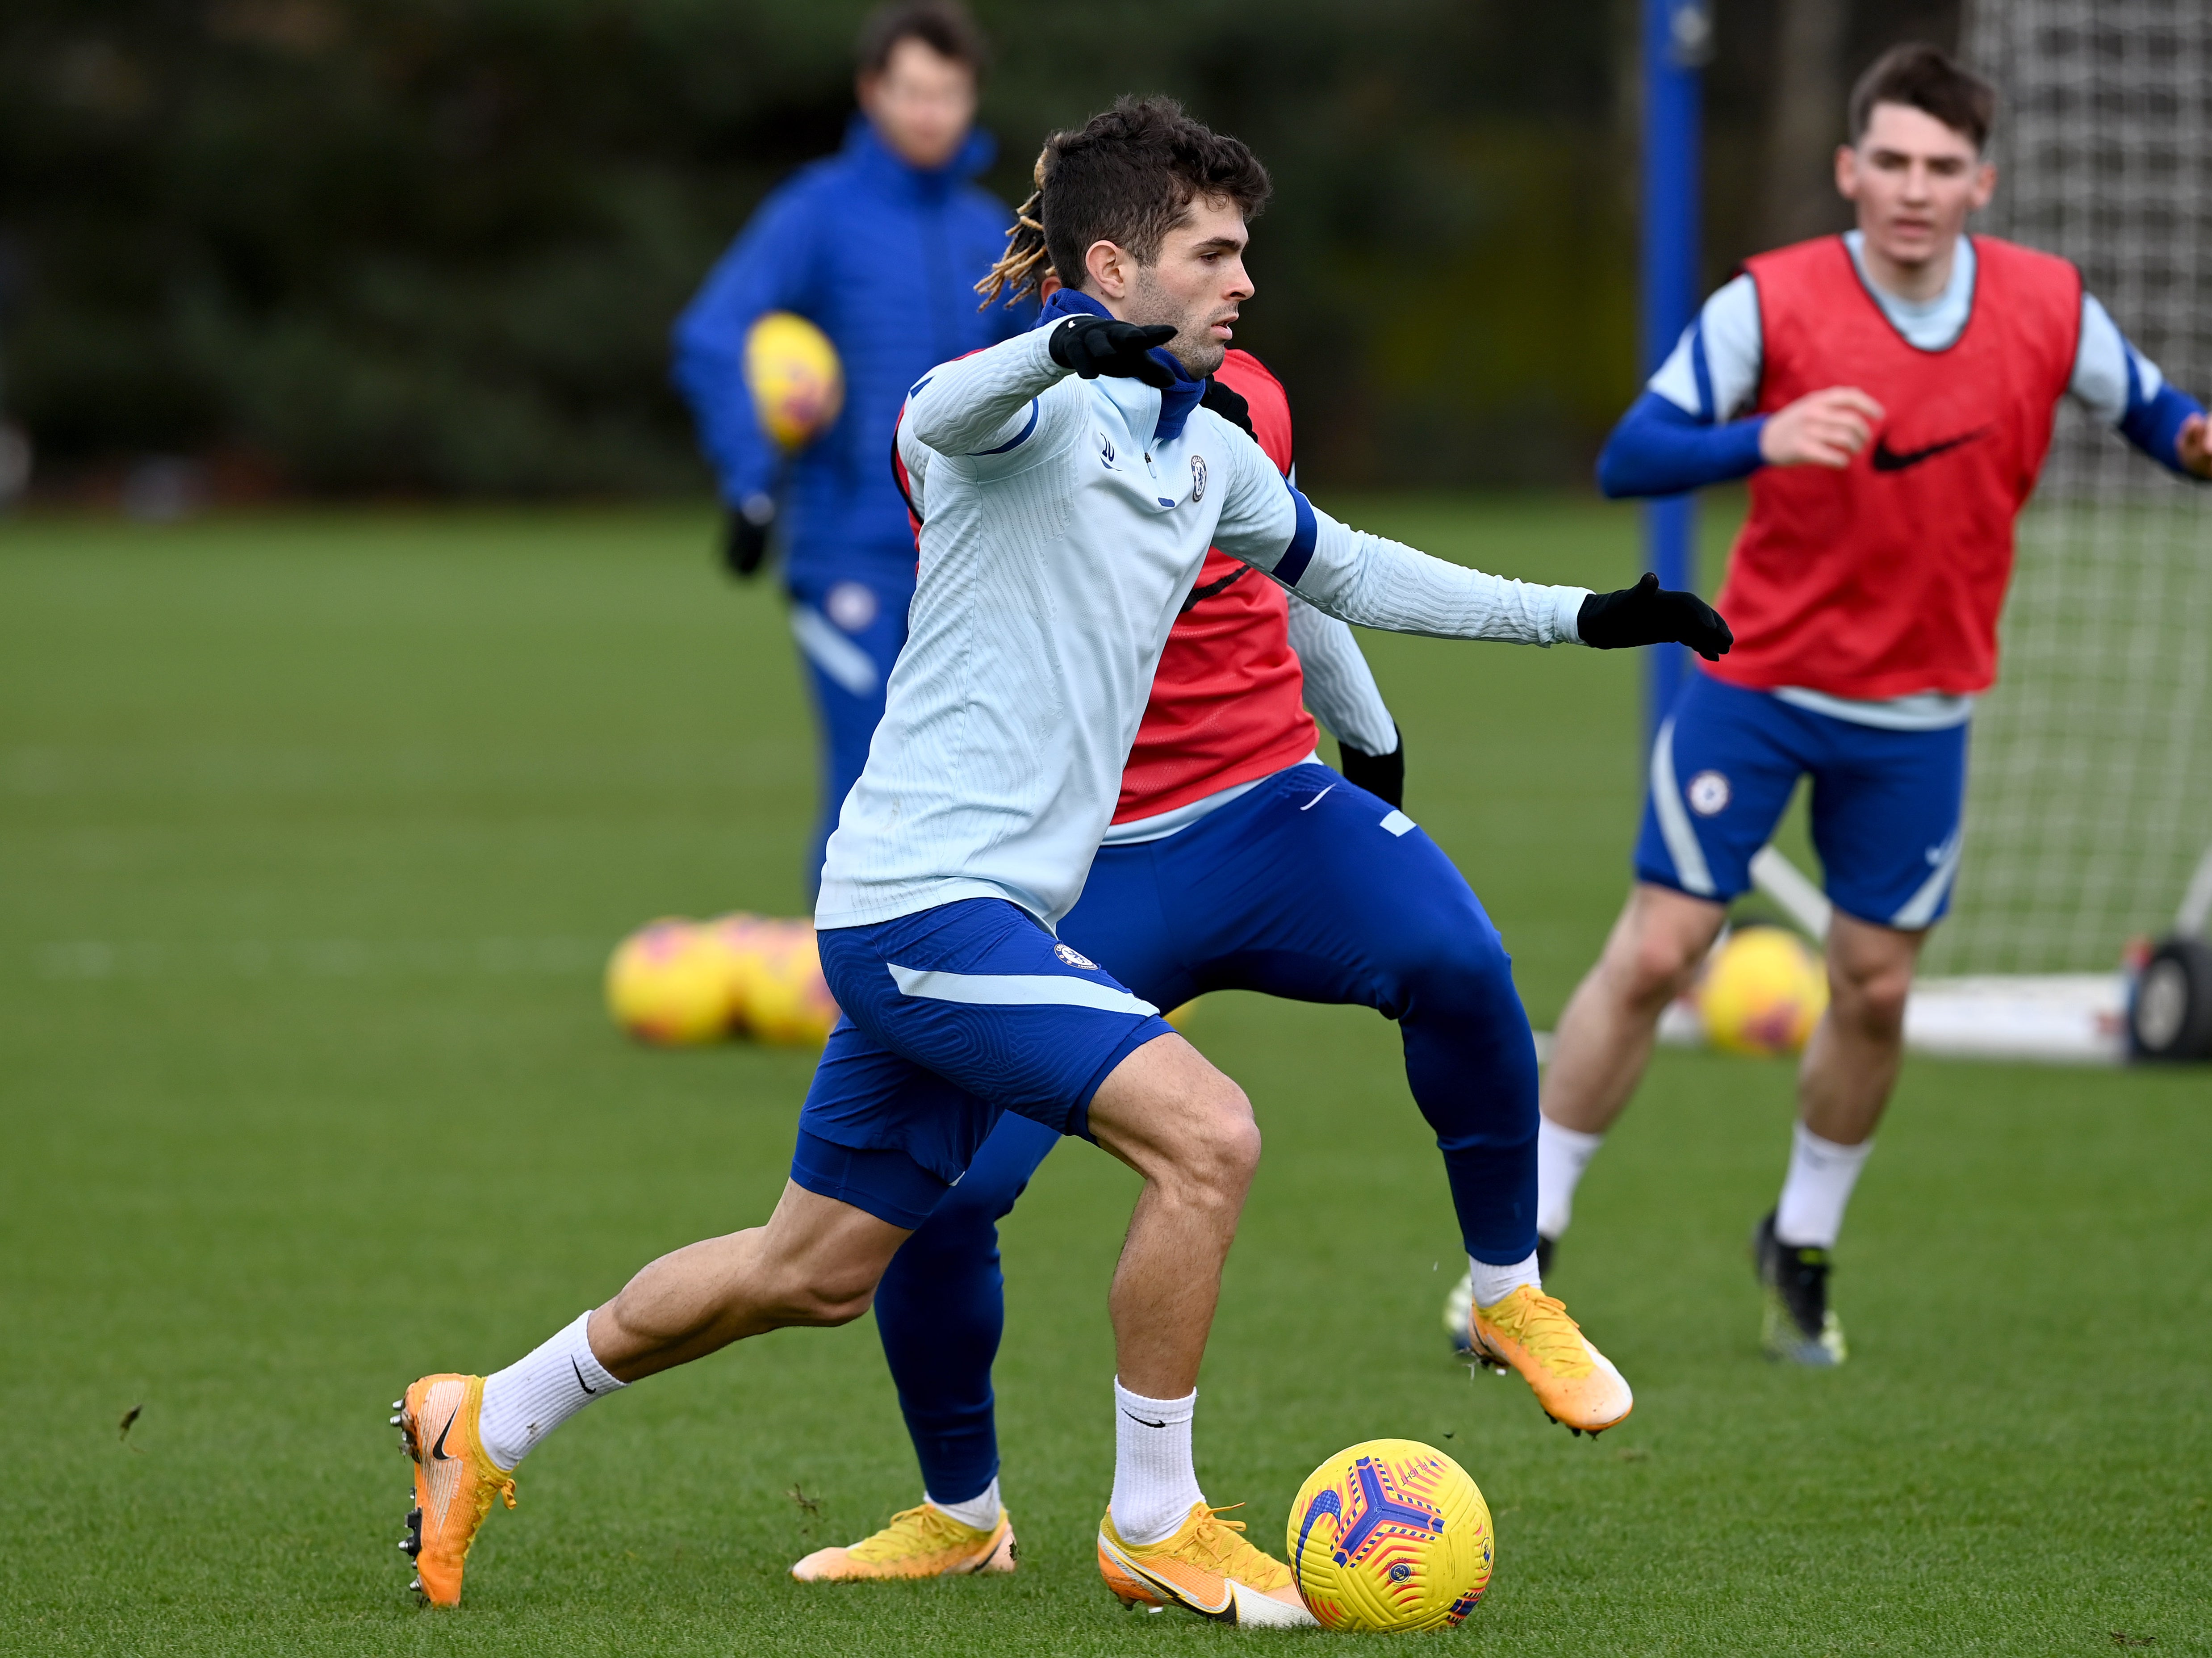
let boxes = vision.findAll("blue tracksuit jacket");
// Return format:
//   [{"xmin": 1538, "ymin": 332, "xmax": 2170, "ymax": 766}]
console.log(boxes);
[{"xmin": 671, "ymin": 116, "xmax": 1032, "ymax": 582}]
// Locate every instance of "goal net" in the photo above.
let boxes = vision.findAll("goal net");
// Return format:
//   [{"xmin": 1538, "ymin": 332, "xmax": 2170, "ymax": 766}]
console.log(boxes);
[{"xmin": 1928, "ymin": 0, "xmax": 2212, "ymax": 975}]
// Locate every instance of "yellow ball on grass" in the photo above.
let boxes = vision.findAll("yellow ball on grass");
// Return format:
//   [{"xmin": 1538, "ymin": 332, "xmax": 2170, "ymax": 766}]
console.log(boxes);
[
  {"xmin": 1286, "ymin": 1439, "xmax": 1494, "ymax": 1632},
  {"xmin": 604, "ymin": 919, "xmax": 740, "ymax": 1046}
]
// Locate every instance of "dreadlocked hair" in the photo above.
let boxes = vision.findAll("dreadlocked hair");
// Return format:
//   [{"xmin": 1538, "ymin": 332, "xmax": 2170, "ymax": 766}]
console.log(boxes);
[
  {"xmin": 976, "ymin": 147, "xmax": 1052, "ymax": 309},
  {"xmin": 975, "ymin": 96, "xmax": 1270, "ymax": 311}
]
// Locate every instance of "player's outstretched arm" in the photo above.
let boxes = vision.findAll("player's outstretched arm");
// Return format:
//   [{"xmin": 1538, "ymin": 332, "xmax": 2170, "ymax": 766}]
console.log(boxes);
[
  {"xmin": 1210, "ymin": 444, "xmax": 1730, "ymax": 658},
  {"xmin": 903, "ymin": 315, "xmax": 1176, "ymax": 459}
]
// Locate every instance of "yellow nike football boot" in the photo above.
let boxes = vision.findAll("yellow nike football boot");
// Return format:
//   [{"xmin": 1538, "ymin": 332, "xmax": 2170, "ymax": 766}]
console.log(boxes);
[
  {"xmin": 791, "ymin": 1503, "xmax": 1017, "ymax": 1581},
  {"xmin": 1096, "ymin": 1502, "xmax": 1317, "ymax": 1627},
  {"xmin": 393, "ymin": 1373, "xmax": 516, "ymax": 1606},
  {"xmin": 1468, "ymin": 1284, "xmax": 1634, "ymax": 1436}
]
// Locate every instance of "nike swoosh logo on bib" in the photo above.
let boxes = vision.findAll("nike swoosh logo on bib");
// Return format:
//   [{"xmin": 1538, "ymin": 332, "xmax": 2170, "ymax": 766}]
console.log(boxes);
[{"xmin": 1871, "ymin": 427, "xmax": 1987, "ymax": 472}]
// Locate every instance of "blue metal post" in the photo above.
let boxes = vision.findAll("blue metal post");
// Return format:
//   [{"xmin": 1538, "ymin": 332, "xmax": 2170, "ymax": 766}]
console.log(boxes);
[{"xmin": 1640, "ymin": 0, "xmax": 1709, "ymax": 746}]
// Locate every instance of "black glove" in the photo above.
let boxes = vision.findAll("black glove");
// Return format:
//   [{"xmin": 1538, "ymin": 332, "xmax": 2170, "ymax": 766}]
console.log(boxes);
[
  {"xmin": 1338, "ymin": 728, "xmax": 1405, "ymax": 810},
  {"xmin": 1049, "ymin": 315, "xmax": 1178, "ymax": 389},
  {"xmin": 722, "ymin": 493, "xmax": 775, "ymax": 579},
  {"xmin": 1200, "ymin": 375, "xmax": 1255, "ymax": 439},
  {"xmin": 1577, "ymin": 572, "xmax": 1734, "ymax": 662}
]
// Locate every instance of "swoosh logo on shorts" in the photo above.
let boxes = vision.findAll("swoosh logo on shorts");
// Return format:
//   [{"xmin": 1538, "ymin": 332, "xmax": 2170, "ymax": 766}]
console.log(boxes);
[{"xmin": 1871, "ymin": 427, "xmax": 1987, "ymax": 472}]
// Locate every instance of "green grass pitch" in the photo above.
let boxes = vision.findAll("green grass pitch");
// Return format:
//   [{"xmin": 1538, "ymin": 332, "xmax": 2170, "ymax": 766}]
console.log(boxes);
[{"xmin": 1, "ymin": 502, "xmax": 2205, "ymax": 1656}]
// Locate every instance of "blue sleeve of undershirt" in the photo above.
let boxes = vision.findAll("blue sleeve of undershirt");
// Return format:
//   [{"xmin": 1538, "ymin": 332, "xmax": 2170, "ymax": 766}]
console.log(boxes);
[
  {"xmin": 2119, "ymin": 380, "xmax": 2208, "ymax": 480},
  {"xmin": 1596, "ymin": 391, "xmax": 1769, "ymax": 499}
]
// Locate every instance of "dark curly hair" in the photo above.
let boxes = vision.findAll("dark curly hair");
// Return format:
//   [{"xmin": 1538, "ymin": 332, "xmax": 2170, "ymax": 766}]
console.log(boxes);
[{"xmin": 978, "ymin": 96, "xmax": 1271, "ymax": 309}]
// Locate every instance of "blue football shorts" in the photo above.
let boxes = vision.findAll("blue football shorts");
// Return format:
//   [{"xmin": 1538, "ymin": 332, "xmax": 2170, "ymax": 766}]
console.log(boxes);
[
  {"xmin": 1633, "ymin": 673, "xmax": 1969, "ymax": 930},
  {"xmin": 790, "ymin": 897, "xmax": 1177, "ymax": 1228}
]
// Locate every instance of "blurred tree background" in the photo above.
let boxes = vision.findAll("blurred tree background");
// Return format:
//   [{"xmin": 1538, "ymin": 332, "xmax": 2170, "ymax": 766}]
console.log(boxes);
[{"xmin": 0, "ymin": 0, "xmax": 1957, "ymax": 499}]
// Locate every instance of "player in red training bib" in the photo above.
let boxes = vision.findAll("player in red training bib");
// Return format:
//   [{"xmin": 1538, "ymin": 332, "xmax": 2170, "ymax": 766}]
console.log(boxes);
[
  {"xmin": 1507, "ymin": 45, "xmax": 2212, "ymax": 1367},
  {"xmin": 793, "ymin": 342, "xmax": 1635, "ymax": 1589}
]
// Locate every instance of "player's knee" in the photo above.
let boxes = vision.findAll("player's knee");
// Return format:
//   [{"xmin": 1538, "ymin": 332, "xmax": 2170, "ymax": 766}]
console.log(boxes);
[
  {"xmin": 1832, "ymin": 957, "xmax": 1913, "ymax": 1034},
  {"xmin": 1392, "ymin": 914, "xmax": 1516, "ymax": 1018},
  {"xmin": 1165, "ymin": 1077, "xmax": 1261, "ymax": 1203},
  {"xmin": 747, "ymin": 1244, "xmax": 886, "ymax": 1328},
  {"xmin": 1618, "ymin": 925, "xmax": 1705, "ymax": 1009},
  {"xmin": 765, "ymin": 1264, "xmax": 880, "ymax": 1327}
]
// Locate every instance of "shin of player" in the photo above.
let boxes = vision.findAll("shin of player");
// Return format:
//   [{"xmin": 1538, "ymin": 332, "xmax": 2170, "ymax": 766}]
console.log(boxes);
[{"xmin": 1532, "ymin": 44, "xmax": 2211, "ymax": 1366}]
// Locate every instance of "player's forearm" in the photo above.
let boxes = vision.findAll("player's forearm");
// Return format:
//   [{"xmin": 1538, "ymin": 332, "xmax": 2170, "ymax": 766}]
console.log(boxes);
[
  {"xmin": 2119, "ymin": 382, "xmax": 2210, "ymax": 479},
  {"xmin": 904, "ymin": 326, "xmax": 1066, "ymax": 456},
  {"xmin": 1284, "ymin": 603, "xmax": 1398, "ymax": 753},
  {"xmin": 1292, "ymin": 510, "xmax": 1588, "ymax": 646},
  {"xmin": 1597, "ymin": 390, "xmax": 1767, "ymax": 499}
]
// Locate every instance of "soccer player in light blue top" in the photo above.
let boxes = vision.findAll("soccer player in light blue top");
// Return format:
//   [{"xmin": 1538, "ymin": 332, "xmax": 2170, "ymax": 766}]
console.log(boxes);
[{"xmin": 392, "ymin": 96, "xmax": 1729, "ymax": 1620}]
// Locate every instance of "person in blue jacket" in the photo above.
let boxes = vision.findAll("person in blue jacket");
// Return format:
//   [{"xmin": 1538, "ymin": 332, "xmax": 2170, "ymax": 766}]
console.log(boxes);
[{"xmin": 671, "ymin": 1, "xmax": 1031, "ymax": 898}]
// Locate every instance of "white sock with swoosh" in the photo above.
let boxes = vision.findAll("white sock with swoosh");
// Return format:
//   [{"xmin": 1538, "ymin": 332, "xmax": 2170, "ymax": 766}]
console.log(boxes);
[
  {"xmin": 1110, "ymin": 1379, "xmax": 1203, "ymax": 1546},
  {"xmin": 478, "ymin": 1310, "xmax": 625, "ymax": 1470}
]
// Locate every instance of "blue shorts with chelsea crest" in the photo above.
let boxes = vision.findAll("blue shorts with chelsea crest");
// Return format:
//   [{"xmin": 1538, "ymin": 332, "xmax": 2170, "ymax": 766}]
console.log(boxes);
[
  {"xmin": 790, "ymin": 898, "xmax": 1175, "ymax": 1229},
  {"xmin": 1634, "ymin": 673, "xmax": 1969, "ymax": 930}
]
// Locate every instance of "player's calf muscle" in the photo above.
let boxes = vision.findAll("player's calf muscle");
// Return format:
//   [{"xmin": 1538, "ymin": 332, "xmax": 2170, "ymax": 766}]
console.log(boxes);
[{"xmin": 593, "ymin": 1194, "xmax": 907, "ymax": 1375}]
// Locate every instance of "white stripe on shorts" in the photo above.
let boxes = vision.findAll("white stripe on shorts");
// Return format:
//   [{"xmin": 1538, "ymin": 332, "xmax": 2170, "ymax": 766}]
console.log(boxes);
[
  {"xmin": 887, "ymin": 963, "xmax": 1159, "ymax": 1017},
  {"xmin": 1890, "ymin": 831, "xmax": 1963, "ymax": 930},
  {"xmin": 1649, "ymin": 716, "xmax": 1717, "ymax": 897}
]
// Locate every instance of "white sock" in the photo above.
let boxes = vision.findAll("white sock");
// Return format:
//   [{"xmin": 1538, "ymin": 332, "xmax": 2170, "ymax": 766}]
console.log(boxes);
[
  {"xmin": 1774, "ymin": 1122, "xmax": 1875, "ymax": 1249},
  {"xmin": 1536, "ymin": 1116, "xmax": 1605, "ymax": 1240},
  {"xmin": 1468, "ymin": 1251, "xmax": 1542, "ymax": 1308},
  {"xmin": 1110, "ymin": 1379, "xmax": 1204, "ymax": 1546},
  {"xmin": 926, "ymin": 1476, "xmax": 1003, "ymax": 1532},
  {"xmin": 477, "ymin": 1310, "xmax": 625, "ymax": 1470}
]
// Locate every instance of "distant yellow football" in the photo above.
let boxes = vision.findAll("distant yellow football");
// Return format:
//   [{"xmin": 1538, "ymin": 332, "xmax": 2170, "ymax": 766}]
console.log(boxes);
[
  {"xmin": 740, "ymin": 920, "xmax": 842, "ymax": 1048},
  {"xmin": 744, "ymin": 311, "xmax": 843, "ymax": 451},
  {"xmin": 1698, "ymin": 925, "xmax": 1829, "ymax": 1056},
  {"xmin": 1286, "ymin": 1440, "xmax": 1494, "ymax": 1632},
  {"xmin": 605, "ymin": 919, "xmax": 739, "ymax": 1046},
  {"xmin": 698, "ymin": 912, "xmax": 775, "ymax": 1025}
]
